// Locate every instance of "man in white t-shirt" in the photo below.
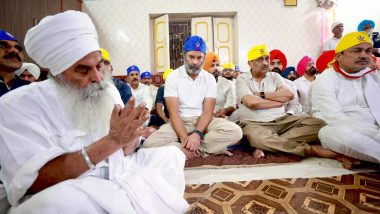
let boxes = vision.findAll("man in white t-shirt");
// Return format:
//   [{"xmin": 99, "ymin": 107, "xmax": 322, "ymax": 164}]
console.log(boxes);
[
  {"xmin": 323, "ymin": 22, "xmax": 344, "ymax": 52},
  {"xmin": 143, "ymin": 36, "xmax": 242, "ymax": 159}
]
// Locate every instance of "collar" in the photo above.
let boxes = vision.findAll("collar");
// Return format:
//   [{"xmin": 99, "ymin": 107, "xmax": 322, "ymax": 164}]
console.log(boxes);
[
  {"xmin": 179, "ymin": 65, "xmax": 204, "ymax": 79},
  {"xmin": 333, "ymin": 61, "xmax": 374, "ymax": 79}
]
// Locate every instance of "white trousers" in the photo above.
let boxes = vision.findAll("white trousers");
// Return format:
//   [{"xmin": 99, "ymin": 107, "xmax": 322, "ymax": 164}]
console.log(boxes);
[
  {"xmin": 9, "ymin": 146, "xmax": 188, "ymax": 214},
  {"xmin": 319, "ymin": 125, "xmax": 380, "ymax": 163}
]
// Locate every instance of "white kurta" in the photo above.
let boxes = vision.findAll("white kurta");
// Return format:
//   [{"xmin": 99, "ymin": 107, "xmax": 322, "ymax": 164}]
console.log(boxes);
[
  {"xmin": 322, "ymin": 37, "xmax": 340, "ymax": 52},
  {"xmin": 312, "ymin": 68, "xmax": 380, "ymax": 163},
  {"xmin": 294, "ymin": 76, "xmax": 314, "ymax": 115},
  {"xmin": 130, "ymin": 83, "xmax": 154, "ymax": 111},
  {"xmin": 0, "ymin": 79, "xmax": 188, "ymax": 213},
  {"xmin": 283, "ymin": 78, "xmax": 303, "ymax": 115}
]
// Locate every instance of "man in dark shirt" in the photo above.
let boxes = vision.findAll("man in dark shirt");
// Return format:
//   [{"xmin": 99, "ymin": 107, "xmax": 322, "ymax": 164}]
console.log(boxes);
[
  {"xmin": 0, "ymin": 30, "xmax": 29, "ymax": 97},
  {"xmin": 100, "ymin": 48, "xmax": 132, "ymax": 104}
]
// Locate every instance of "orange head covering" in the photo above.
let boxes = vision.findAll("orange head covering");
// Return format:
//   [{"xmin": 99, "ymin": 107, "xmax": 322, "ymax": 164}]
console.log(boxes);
[
  {"xmin": 269, "ymin": 49, "xmax": 287, "ymax": 71},
  {"xmin": 316, "ymin": 50, "xmax": 335, "ymax": 73},
  {"xmin": 203, "ymin": 52, "xmax": 220, "ymax": 72}
]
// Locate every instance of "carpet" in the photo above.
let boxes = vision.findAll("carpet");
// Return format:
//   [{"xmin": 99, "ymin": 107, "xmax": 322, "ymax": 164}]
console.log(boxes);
[
  {"xmin": 185, "ymin": 140, "xmax": 303, "ymax": 169},
  {"xmin": 184, "ymin": 172, "xmax": 380, "ymax": 214}
]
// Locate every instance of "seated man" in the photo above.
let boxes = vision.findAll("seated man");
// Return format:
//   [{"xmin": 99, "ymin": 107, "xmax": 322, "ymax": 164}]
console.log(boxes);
[
  {"xmin": 0, "ymin": 11, "xmax": 188, "ymax": 213},
  {"xmin": 236, "ymin": 44, "xmax": 336, "ymax": 159},
  {"xmin": 140, "ymin": 71, "xmax": 158, "ymax": 104},
  {"xmin": 143, "ymin": 36, "xmax": 242, "ymax": 158},
  {"xmin": 100, "ymin": 48, "xmax": 132, "ymax": 104},
  {"xmin": 0, "ymin": 30, "xmax": 30, "ymax": 97},
  {"xmin": 148, "ymin": 68, "xmax": 172, "ymax": 128},
  {"xmin": 312, "ymin": 31, "xmax": 380, "ymax": 169},
  {"xmin": 15, "ymin": 62, "xmax": 40, "ymax": 82},
  {"xmin": 126, "ymin": 65, "xmax": 153, "ymax": 110},
  {"xmin": 214, "ymin": 62, "xmax": 237, "ymax": 119}
]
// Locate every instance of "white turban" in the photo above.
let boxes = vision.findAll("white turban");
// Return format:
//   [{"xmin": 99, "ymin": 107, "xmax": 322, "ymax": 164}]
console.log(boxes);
[
  {"xmin": 331, "ymin": 21, "xmax": 343, "ymax": 31},
  {"xmin": 24, "ymin": 10, "xmax": 100, "ymax": 76},
  {"xmin": 15, "ymin": 62, "xmax": 41, "ymax": 79}
]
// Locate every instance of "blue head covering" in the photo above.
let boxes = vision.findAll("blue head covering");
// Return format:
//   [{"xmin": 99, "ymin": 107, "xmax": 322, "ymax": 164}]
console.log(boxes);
[
  {"xmin": 183, "ymin": 35, "xmax": 206, "ymax": 54},
  {"xmin": 140, "ymin": 71, "xmax": 152, "ymax": 79},
  {"xmin": 126, "ymin": 65, "xmax": 140, "ymax": 75},
  {"xmin": 0, "ymin": 30, "xmax": 18, "ymax": 42},
  {"xmin": 357, "ymin": 20, "xmax": 375, "ymax": 31},
  {"xmin": 282, "ymin": 66, "xmax": 295, "ymax": 78}
]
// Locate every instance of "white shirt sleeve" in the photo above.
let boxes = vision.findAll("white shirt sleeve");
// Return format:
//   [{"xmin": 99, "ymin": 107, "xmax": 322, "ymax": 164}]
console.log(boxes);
[{"xmin": 205, "ymin": 75, "xmax": 217, "ymax": 98}]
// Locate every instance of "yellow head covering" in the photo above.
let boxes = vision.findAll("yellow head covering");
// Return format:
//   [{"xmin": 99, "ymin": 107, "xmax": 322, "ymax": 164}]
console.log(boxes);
[
  {"xmin": 223, "ymin": 62, "xmax": 235, "ymax": 70},
  {"xmin": 100, "ymin": 48, "xmax": 111, "ymax": 62},
  {"xmin": 335, "ymin": 32, "xmax": 371, "ymax": 53},
  {"xmin": 248, "ymin": 44, "xmax": 269, "ymax": 61},
  {"xmin": 163, "ymin": 68, "xmax": 173, "ymax": 81}
]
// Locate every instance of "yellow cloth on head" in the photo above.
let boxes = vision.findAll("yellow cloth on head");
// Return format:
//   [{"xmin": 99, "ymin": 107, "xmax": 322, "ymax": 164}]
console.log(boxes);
[
  {"xmin": 248, "ymin": 44, "xmax": 269, "ymax": 61},
  {"xmin": 163, "ymin": 68, "xmax": 173, "ymax": 81},
  {"xmin": 223, "ymin": 62, "xmax": 235, "ymax": 70},
  {"xmin": 335, "ymin": 32, "xmax": 371, "ymax": 53},
  {"xmin": 100, "ymin": 48, "xmax": 111, "ymax": 62}
]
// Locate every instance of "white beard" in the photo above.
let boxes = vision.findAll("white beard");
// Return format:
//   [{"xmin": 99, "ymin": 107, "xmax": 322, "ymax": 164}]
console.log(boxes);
[{"xmin": 53, "ymin": 72, "xmax": 114, "ymax": 134}]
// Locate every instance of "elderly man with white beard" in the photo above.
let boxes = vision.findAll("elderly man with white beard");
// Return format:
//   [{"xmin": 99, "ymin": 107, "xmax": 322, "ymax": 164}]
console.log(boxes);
[
  {"xmin": 143, "ymin": 36, "xmax": 242, "ymax": 159},
  {"xmin": 0, "ymin": 11, "xmax": 188, "ymax": 214}
]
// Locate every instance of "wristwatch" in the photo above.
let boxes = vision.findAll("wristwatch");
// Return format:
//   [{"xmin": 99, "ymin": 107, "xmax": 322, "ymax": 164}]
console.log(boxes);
[{"xmin": 260, "ymin": 91, "xmax": 265, "ymax": 99}]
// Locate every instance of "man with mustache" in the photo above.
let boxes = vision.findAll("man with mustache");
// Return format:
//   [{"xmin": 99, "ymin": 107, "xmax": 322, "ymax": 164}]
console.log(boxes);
[
  {"xmin": 213, "ymin": 62, "xmax": 237, "ymax": 119},
  {"xmin": 294, "ymin": 56, "xmax": 318, "ymax": 115},
  {"xmin": 140, "ymin": 71, "xmax": 158, "ymax": 107},
  {"xmin": 126, "ymin": 65, "xmax": 153, "ymax": 111},
  {"xmin": 0, "ymin": 30, "xmax": 29, "ymax": 97},
  {"xmin": 269, "ymin": 49, "xmax": 302, "ymax": 115},
  {"xmin": 15, "ymin": 62, "xmax": 41, "ymax": 83},
  {"xmin": 236, "ymin": 44, "xmax": 335, "ymax": 159},
  {"xmin": 312, "ymin": 32, "xmax": 380, "ymax": 169},
  {"xmin": 323, "ymin": 22, "xmax": 344, "ymax": 52},
  {"xmin": 143, "ymin": 36, "xmax": 242, "ymax": 159},
  {"xmin": 0, "ymin": 11, "xmax": 189, "ymax": 213}
]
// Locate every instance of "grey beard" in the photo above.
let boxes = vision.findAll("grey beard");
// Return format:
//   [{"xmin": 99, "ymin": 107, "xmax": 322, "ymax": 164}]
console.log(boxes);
[{"xmin": 184, "ymin": 59, "xmax": 202, "ymax": 75}]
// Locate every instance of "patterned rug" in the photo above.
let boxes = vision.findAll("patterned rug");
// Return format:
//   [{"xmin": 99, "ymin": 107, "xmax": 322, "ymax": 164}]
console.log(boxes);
[{"xmin": 185, "ymin": 172, "xmax": 380, "ymax": 214}]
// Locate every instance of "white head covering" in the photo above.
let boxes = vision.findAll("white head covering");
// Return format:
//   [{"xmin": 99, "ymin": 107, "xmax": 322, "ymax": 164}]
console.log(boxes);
[
  {"xmin": 331, "ymin": 21, "xmax": 343, "ymax": 31},
  {"xmin": 24, "ymin": 10, "xmax": 100, "ymax": 76},
  {"xmin": 15, "ymin": 62, "xmax": 41, "ymax": 79}
]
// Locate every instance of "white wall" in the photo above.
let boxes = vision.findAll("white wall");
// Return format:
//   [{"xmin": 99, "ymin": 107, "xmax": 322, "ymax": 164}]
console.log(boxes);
[{"xmin": 83, "ymin": 0, "xmax": 380, "ymax": 76}]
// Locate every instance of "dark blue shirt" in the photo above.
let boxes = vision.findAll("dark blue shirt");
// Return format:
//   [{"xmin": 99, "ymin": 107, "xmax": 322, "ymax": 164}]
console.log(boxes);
[
  {"xmin": 113, "ymin": 78, "xmax": 132, "ymax": 104},
  {"xmin": 0, "ymin": 75, "xmax": 30, "ymax": 97}
]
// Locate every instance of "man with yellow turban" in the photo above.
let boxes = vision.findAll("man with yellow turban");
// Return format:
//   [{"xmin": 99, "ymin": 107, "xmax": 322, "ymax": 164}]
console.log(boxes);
[
  {"xmin": 312, "ymin": 31, "xmax": 380, "ymax": 169},
  {"xmin": 100, "ymin": 48, "xmax": 132, "ymax": 104},
  {"xmin": 236, "ymin": 44, "xmax": 336, "ymax": 159}
]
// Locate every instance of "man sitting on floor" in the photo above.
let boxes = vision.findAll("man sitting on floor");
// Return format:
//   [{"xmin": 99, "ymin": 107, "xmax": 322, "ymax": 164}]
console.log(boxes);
[
  {"xmin": 143, "ymin": 36, "xmax": 242, "ymax": 159},
  {"xmin": 0, "ymin": 11, "xmax": 188, "ymax": 214},
  {"xmin": 312, "ymin": 31, "xmax": 380, "ymax": 169},
  {"xmin": 236, "ymin": 44, "xmax": 337, "ymax": 159}
]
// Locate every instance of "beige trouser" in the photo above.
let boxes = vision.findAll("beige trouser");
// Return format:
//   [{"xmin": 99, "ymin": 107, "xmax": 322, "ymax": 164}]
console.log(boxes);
[
  {"xmin": 241, "ymin": 114, "xmax": 326, "ymax": 157},
  {"xmin": 143, "ymin": 116, "xmax": 243, "ymax": 154}
]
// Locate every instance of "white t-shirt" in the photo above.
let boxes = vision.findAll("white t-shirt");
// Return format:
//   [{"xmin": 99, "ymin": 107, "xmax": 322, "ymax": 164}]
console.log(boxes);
[
  {"xmin": 164, "ymin": 65, "xmax": 217, "ymax": 117},
  {"xmin": 236, "ymin": 71, "xmax": 288, "ymax": 122}
]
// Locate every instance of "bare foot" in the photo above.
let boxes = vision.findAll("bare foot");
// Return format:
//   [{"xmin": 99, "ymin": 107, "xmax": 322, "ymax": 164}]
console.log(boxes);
[
  {"xmin": 182, "ymin": 148, "xmax": 200, "ymax": 160},
  {"xmin": 253, "ymin": 149, "xmax": 265, "ymax": 158},
  {"xmin": 308, "ymin": 145, "xmax": 338, "ymax": 159},
  {"xmin": 336, "ymin": 155, "xmax": 361, "ymax": 169}
]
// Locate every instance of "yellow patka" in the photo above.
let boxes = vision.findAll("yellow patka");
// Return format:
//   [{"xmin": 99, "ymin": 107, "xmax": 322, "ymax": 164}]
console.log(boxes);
[
  {"xmin": 335, "ymin": 32, "xmax": 371, "ymax": 53},
  {"xmin": 100, "ymin": 48, "xmax": 111, "ymax": 62},
  {"xmin": 248, "ymin": 44, "xmax": 268, "ymax": 61}
]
